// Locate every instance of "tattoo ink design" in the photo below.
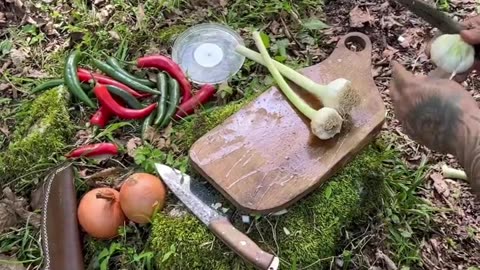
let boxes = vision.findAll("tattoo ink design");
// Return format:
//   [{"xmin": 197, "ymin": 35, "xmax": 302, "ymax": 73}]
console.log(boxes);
[
  {"xmin": 403, "ymin": 92, "xmax": 480, "ymax": 196},
  {"xmin": 403, "ymin": 94, "xmax": 463, "ymax": 154}
]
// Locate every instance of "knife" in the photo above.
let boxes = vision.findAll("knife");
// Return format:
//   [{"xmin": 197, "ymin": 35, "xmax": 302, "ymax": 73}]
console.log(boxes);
[
  {"xmin": 394, "ymin": 0, "xmax": 480, "ymax": 57},
  {"xmin": 154, "ymin": 163, "xmax": 280, "ymax": 270}
]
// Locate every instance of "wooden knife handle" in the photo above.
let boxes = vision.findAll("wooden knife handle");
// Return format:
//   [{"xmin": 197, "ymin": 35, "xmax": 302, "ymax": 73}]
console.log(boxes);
[{"xmin": 209, "ymin": 218, "xmax": 279, "ymax": 270}]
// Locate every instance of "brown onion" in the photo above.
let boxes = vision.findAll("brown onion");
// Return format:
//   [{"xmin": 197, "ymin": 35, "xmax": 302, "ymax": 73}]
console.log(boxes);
[
  {"xmin": 119, "ymin": 173, "xmax": 167, "ymax": 224},
  {"xmin": 77, "ymin": 187, "xmax": 125, "ymax": 239}
]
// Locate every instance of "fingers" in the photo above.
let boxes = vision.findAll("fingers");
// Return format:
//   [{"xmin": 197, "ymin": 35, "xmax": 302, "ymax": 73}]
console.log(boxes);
[
  {"xmin": 460, "ymin": 29, "xmax": 480, "ymax": 45},
  {"xmin": 390, "ymin": 61, "xmax": 412, "ymax": 95}
]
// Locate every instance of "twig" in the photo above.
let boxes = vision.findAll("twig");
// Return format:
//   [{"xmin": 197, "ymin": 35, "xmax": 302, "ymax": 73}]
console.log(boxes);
[{"xmin": 280, "ymin": 16, "xmax": 304, "ymax": 49}]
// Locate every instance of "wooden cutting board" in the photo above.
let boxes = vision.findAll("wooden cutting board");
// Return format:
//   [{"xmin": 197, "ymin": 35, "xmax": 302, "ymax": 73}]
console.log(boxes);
[{"xmin": 189, "ymin": 32, "xmax": 386, "ymax": 214}]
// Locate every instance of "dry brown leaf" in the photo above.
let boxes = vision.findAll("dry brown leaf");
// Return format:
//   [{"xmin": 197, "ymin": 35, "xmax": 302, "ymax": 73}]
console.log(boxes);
[
  {"xmin": 29, "ymin": 184, "xmax": 44, "ymax": 211},
  {"xmin": 24, "ymin": 69, "xmax": 48, "ymax": 78},
  {"xmin": 0, "ymin": 255, "xmax": 26, "ymax": 270},
  {"xmin": 135, "ymin": 4, "xmax": 145, "ymax": 29},
  {"xmin": 0, "ymin": 124, "xmax": 9, "ymax": 136},
  {"xmin": 382, "ymin": 46, "xmax": 399, "ymax": 61},
  {"xmin": 0, "ymin": 202, "xmax": 19, "ymax": 233},
  {"xmin": 398, "ymin": 28, "xmax": 424, "ymax": 49},
  {"xmin": 96, "ymin": 4, "xmax": 114, "ymax": 24},
  {"xmin": 9, "ymin": 49, "xmax": 27, "ymax": 67},
  {"xmin": 126, "ymin": 137, "xmax": 142, "ymax": 158},
  {"xmin": 375, "ymin": 250, "xmax": 398, "ymax": 270},
  {"xmin": 109, "ymin": 30, "xmax": 120, "ymax": 40},
  {"xmin": 2, "ymin": 188, "xmax": 41, "ymax": 229},
  {"xmin": 349, "ymin": 6, "xmax": 373, "ymax": 28},
  {"xmin": 431, "ymin": 173, "xmax": 450, "ymax": 197},
  {"xmin": 0, "ymin": 83, "xmax": 10, "ymax": 92}
]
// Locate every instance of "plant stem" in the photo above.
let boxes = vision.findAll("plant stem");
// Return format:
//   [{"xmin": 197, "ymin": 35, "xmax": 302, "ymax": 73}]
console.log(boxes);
[
  {"xmin": 252, "ymin": 31, "xmax": 316, "ymax": 120},
  {"xmin": 235, "ymin": 45, "xmax": 324, "ymax": 95},
  {"xmin": 441, "ymin": 165, "xmax": 467, "ymax": 181}
]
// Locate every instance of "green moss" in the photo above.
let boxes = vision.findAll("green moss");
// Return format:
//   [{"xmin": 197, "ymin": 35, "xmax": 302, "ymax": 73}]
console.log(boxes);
[
  {"xmin": 150, "ymin": 214, "xmax": 244, "ymax": 270},
  {"xmin": 150, "ymin": 140, "xmax": 392, "ymax": 269},
  {"xmin": 174, "ymin": 94, "xmax": 260, "ymax": 151},
  {"xmin": 0, "ymin": 86, "xmax": 73, "ymax": 191}
]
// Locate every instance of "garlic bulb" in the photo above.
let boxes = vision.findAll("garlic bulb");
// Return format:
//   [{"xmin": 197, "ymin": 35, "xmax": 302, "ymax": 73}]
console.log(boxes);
[
  {"xmin": 430, "ymin": 34, "xmax": 475, "ymax": 74},
  {"xmin": 310, "ymin": 107, "xmax": 343, "ymax": 140}
]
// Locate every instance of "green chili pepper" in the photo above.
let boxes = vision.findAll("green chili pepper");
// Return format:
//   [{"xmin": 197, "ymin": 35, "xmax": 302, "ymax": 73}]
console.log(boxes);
[
  {"xmin": 106, "ymin": 57, "xmax": 156, "ymax": 88},
  {"xmin": 141, "ymin": 111, "xmax": 156, "ymax": 143},
  {"xmin": 81, "ymin": 83, "xmax": 95, "ymax": 97},
  {"xmin": 106, "ymin": 85, "xmax": 144, "ymax": 109},
  {"xmin": 92, "ymin": 59, "xmax": 160, "ymax": 95},
  {"xmin": 159, "ymin": 77, "xmax": 180, "ymax": 128},
  {"xmin": 153, "ymin": 72, "xmax": 168, "ymax": 126},
  {"xmin": 31, "ymin": 79, "xmax": 64, "ymax": 94},
  {"xmin": 64, "ymin": 51, "xmax": 96, "ymax": 108}
]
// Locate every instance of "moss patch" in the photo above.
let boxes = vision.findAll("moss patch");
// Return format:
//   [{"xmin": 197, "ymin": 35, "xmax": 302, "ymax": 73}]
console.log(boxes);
[
  {"xmin": 173, "ymin": 93, "xmax": 260, "ymax": 150},
  {"xmin": 150, "ymin": 214, "xmax": 243, "ymax": 270},
  {"xmin": 0, "ymin": 86, "xmax": 73, "ymax": 191}
]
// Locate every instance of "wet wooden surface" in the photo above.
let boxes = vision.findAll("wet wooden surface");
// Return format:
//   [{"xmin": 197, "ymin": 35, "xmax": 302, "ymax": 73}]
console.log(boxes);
[{"xmin": 189, "ymin": 32, "xmax": 386, "ymax": 214}]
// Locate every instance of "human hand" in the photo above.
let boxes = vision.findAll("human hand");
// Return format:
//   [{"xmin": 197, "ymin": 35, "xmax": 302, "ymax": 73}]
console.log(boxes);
[
  {"xmin": 426, "ymin": 15, "xmax": 480, "ymax": 82},
  {"xmin": 389, "ymin": 61, "xmax": 479, "ymax": 155}
]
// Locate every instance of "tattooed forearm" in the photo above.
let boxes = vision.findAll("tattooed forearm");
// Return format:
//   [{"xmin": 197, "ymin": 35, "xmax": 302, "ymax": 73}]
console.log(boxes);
[
  {"xmin": 457, "ymin": 114, "xmax": 480, "ymax": 196},
  {"xmin": 403, "ymin": 93, "xmax": 464, "ymax": 155},
  {"xmin": 402, "ymin": 92, "xmax": 480, "ymax": 196}
]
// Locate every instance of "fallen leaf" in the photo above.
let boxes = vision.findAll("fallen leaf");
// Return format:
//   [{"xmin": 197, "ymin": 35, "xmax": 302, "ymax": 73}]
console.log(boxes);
[
  {"xmin": 135, "ymin": 4, "xmax": 145, "ymax": 29},
  {"xmin": 0, "ymin": 124, "xmax": 9, "ymax": 136},
  {"xmin": 126, "ymin": 137, "xmax": 142, "ymax": 158},
  {"xmin": 0, "ymin": 201, "xmax": 19, "ymax": 233},
  {"xmin": 431, "ymin": 173, "xmax": 450, "ymax": 197},
  {"xmin": 375, "ymin": 250, "xmax": 398, "ymax": 270},
  {"xmin": 2, "ymin": 188, "xmax": 41, "ymax": 229},
  {"xmin": 0, "ymin": 255, "xmax": 26, "ymax": 270},
  {"xmin": 0, "ymin": 83, "xmax": 10, "ymax": 92},
  {"xmin": 9, "ymin": 48, "xmax": 27, "ymax": 67},
  {"xmin": 398, "ymin": 28, "xmax": 424, "ymax": 49},
  {"xmin": 24, "ymin": 69, "xmax": 48, "ymax": 78},
  {"xmin": 108, "ymin": 30, "xmax": 120, "ymax": 40},
  {"xmin": 349, "ymin": 6, "xmax": 373, "ymax": 28},
  {"xmin": 303, "ymin": 18, "xmax": 329, "ymax": 30},
  {"xmin": 96, "ymin": 4, "xmax": 114, "ymax": 24},
  {"xmin": 29, "ymin": 184, "xmax": 44, "ymax": 211},
  {"xmin": 382, "ymin": 46, "xmax": 399, "ymax": 61}
]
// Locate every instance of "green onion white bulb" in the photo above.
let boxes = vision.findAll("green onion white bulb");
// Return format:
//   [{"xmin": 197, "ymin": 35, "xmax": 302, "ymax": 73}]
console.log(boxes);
[{"xmin": 430, "ymin": 34, "xmax": 475, "ymax": 74}]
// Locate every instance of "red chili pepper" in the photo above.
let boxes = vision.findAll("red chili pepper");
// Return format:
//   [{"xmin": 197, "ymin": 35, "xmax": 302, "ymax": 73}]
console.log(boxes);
[
  {"xmin": 93, "ymin": 84, "xmax": 157, "ymax": 120},
  {"xmin": 175, "ymin": 84, "xmax": 216, "ymax": 119},
  {"xmin": 136, "ymin": 55, "xmax": 192, "ymax": 103},
  {"xmin": 89, "ymin": 96, "xmax": 126, "ymax": 128},
  {"xmin": 66, "ymin": 143, "xmax": 118, "ymax": 159},
  {"xmin": 77, "ymin": 68, "xmax": 149, "ymax": 99},
  {"xmin": 89, "ymin": 106, "xmax": 113, "ymax": 128}
]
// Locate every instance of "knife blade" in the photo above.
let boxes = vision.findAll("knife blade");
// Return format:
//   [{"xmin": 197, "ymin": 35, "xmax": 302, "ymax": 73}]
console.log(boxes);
[
  {"xmin": 394, "ymin": 0, "xmax": 480, "ymax": 59},
  {"xmin": 154, "ymin": 163, "xmax": 280, "ymax": 270},
  {"xmin": 394, "ymin": 0, "xmax": 463, "ymax": 34}
]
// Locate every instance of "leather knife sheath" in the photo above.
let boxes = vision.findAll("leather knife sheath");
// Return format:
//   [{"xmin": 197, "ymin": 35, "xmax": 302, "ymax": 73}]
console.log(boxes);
[{"xmin": 40, "ymin": 163, "xmax": 84, "ymax": 270}]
